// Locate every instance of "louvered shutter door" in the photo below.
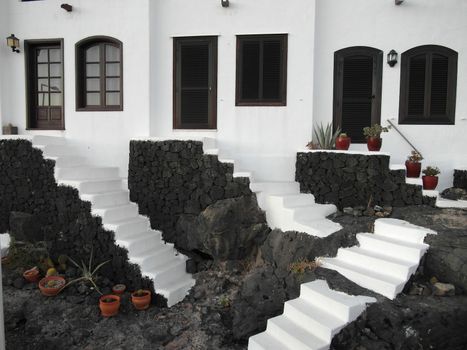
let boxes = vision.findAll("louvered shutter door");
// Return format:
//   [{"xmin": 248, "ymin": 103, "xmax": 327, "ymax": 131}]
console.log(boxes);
[
  {"xmin": 341, "ymin": 55, "xmax": 374, "ymax": 143},
  {"xmin": 430, "ymin": 54, "xmax": 449, "ymax": 116},
  {"xmin": 262, "ymin": 40, "xmax": 282, "ymax": 100},
  {"xmin": 241, "ymin": 40, "xmax": 260, "ymax": 100},
  {"xmin": 407, "ymin": 55, "xmax": 426, "ymax": 117},
  {"xmin": 180, "ymin": 43, "xmax": 210, "ymax": 126}
]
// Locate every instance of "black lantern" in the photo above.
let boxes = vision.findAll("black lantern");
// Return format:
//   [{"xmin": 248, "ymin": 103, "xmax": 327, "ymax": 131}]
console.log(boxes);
[
  {"xmin": 6, "ymin": 34, "xmax": 20, "ymax": 53},
  {"xmin": 221, "ymin": 0, "xmax": 229, "ymax": 7},
  {"xmin": 387, "ymin": 50, "xmax": 398, "ymax": 67}
]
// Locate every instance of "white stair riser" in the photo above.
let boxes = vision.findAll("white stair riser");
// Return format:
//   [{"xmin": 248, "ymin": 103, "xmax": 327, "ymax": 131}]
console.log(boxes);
[
  {"xmin": 160, "ymin": 278, "xmax": 196, "ymax": 308},
  {"xmin": 300, "ymin": 285, "xmax": 356, "ymax": 323},
  {"xmin": 105, "ymin": 219, "xmax": 149, "ymax": 238},
  {"xmin": 94, "ymin": 204, "xmax": 139, "ymax": 222},
  {"xmin": 131, "ymin": 246, "xmax": 176, "ymax": 271},
  {"xmin": 82, "ymin": 191, "xmax": 129, "ymax": 208},
  {"xmin": 56, "ymin": 167, "xmax": 119, "ymax": 180},
  {"xmin": 323, "ymin": 261, "xmax": 402, "ymax": 299},
  {"xmin": 357, "ymin": 234, "xmax": 426, "ymax": 263},
  {"xmin": 117, "ymin": 232, "xmax": 163, "ymax": 256},
  {"xmin": 50, "ymin": 156, "xmax": 86, "ymax": 168},
  {"xmin": 283, "ymin": 303, "xmax": 334, "ymax": 343},
  {"xmin": 146, "ymin": 260, "xmax": 187, "ymax": 285},
  {"xmin": 337, "ymin": 249, "xmax": 415, "ymax": 281},
  {"xmin": 374, "ymin": 220, "xmax": 429, "ymax": 244},
  {"xmin": 32, "ymin": 135, "xmax": 66, "ymax": 146},
  {"xmin": 266, "ymin": 319, "xmax": 317, "ymax": 350},
  {"xmin": 293, "ymin": 204, "xmax": 337, "ymax": 221},
  {"xmin": 268, "ymin": 194, "xmax": 315, "ymax": 208},
  {"xmin": 62, "ymin": 179, "xmax": 123, "ymax": 193},
  {"xmin": 35, "ymin": 145, "xmax": 73, "ymax": 157}
]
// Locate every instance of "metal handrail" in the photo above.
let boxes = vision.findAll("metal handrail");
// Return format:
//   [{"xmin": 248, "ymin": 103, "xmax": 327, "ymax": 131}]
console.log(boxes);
[{"xmin": 386, "ymin": 119, "xmax": 423, "ymax": 158}]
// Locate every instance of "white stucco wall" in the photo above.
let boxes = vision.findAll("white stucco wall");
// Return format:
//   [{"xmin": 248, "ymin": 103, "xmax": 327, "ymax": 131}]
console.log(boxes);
[
  {"xmin": 313, "ymin": 0, "xmax": 467, "ymax": 189},
  {"xmin": 0, "ymin": 0, "xmax": 10, "ymax": 130},
  {"xmin": 149, "ymin": 0, "xmax": 317, "ymax": 181},
  {"xmin": 1, "ymin": 0, "xmax": 151, "ymax": 175}
]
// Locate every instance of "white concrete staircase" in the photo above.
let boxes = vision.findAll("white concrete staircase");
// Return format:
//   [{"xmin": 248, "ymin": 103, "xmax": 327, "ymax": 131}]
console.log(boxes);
[
  {"xmin": 3, "ymin": 135, "xmax": 194, "ymax": 307},
  {"xmin": 248, "ymin": 280, "xmax": 376, "ymax": 350},
  {"xmin": 202, "ymin": 139, "xmax": 342, "ymax": 238},
  {"xmin": 321, "ymin": 218, "xmax": 436, "ymax": 299}
]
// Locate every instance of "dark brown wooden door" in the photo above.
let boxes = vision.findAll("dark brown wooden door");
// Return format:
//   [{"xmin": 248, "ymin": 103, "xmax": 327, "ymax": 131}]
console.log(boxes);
[
  {"xmin": 333, "ymin": 47, "xmax": 383, "ymax": 143},
  {"xmin": 173, "ymin": 37, "xmax": 217, "ymax": 129},
  {"xmin": 25, "ymin": 40, "xmax": 64, "ymax": 130}
]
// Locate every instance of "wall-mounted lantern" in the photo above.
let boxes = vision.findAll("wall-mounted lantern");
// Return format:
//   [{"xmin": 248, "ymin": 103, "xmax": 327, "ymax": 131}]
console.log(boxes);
[
  {"xmin": 6, "ymin": 34, "xmax": 20, "ymax": 53},
  {"xmin": 61, "ymin": 3, "xmax": 73, "ymax": 12},
  {"xmin": 395, "ymin": 0, "xmax": 404, "ymax": 5},
  {"xmin": 221, "ymin": 0, "xmax": 229, "ymax": 7},
  {"xmin": 387, "ymin": 50, "xmax": 398, "ymax": 67}
]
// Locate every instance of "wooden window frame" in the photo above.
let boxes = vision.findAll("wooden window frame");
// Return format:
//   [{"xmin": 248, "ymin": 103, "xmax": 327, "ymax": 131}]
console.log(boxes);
[
  {"xmin": 333, "ymin": 46, "xmax": 383, "ymax": 143},
  {"xmin": 24, "ymin": 38, "xmax": 65, "ymax": 130},
  {"xmin": 75, "ymin": 36, "xmax": 123, "ymax": 112},
  {"xmin": 173, "ymin": 36, "xmax": 218, "ymax": 130},
  {"xmin": 235, "ymin": 34, "xmax": 288, "ymax": 106},
  {"xmin": 399, "ymin": 45, "xmax": 457, "ymax": 125}
]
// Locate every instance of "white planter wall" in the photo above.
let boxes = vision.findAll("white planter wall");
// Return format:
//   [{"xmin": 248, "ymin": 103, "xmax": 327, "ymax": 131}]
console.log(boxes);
[{"xmin": 313, "ymin": 0, "xmax": 467, "ymax": 189}]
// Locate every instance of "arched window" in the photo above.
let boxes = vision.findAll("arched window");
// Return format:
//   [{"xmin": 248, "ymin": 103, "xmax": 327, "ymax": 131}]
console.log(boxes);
[
  {"xmin": 76, "ymin": 36, "xmax": 123, "ymax": 111},
  {"xmin": 399, "ymin": 45, "xmax": 457, "ymax": 124}
]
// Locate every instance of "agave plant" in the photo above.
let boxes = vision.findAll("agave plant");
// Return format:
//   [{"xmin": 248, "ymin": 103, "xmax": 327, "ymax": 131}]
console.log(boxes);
[
  {"xmin": 311, "ymin": 123, "xmax": 341, "ymax": 150},
  {"xmin": 63, "ymin": 249, "xmax": 110, "ymax": 295}
]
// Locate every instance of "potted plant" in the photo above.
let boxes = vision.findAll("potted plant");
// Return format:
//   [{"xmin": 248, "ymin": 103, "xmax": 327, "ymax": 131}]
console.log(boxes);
[
  {"xmin": 405, "ymin": 151, "xmax": 424, "ymax": 178},
  {"xmin": 363, "ymin": 124, "xmax": 390, "ymax": 152},
  {"xmin": 131, "ymin": 289, "xmax": 151, "ymax": 310},
  {"xmin": 335, "ymin": 133, "xmax": 351, "ymax": 151},
  {"xmin": 38, "ymin": 276, "xmax": 66, "ymax": 296},
  {"xmin": 23, "ymin": 266, "xmax": 40, "ymax": 283},
  {"xmin": 422, "ymin": 166, "xmax": 440, "ymax": 190},
  {"xmin": 308, "ymin": 123, "xmax": 341, "ymax": 150},
  {"xmin": 112, "ymin": 284, "xmax": 126, "ymax": 295},
  {"xmin": 99, "ymin": 294, "xmax": 121, "ymax": 317}
]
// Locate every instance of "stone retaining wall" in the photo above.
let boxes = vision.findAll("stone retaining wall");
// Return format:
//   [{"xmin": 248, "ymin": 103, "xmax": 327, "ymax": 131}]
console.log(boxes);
[
  {"xmin": 0, "ymin": 140, "xmax": 160, "ymax": 303},
  {"xmin": 128, "ymin": 140, "xmax": 256, "ymax": 254},
  {"xmin": 296, "ymin": 151, "xmax": 435, "ymax": 209}
]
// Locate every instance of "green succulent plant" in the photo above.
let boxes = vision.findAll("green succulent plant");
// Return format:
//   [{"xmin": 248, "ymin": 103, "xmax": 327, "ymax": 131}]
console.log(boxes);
[{"xmin": 311, "ymin": 123, "xmax": 341, "ymax": 150}]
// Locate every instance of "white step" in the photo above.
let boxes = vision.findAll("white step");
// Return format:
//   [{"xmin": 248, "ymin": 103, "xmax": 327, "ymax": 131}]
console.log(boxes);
[
  {"xmin": 299, "ymin": 280, "xmax": 372, "ymax": 323},
  {"xmin": 81, "ymin": 190, "xmax": 130, "ymax": 208},
  {"xmin": 436, "ymin": 198, "xmax": 467, "ymax": 208},
  {"xmin": 143, "ymin": 258, "xmax": 188, "ymax": 285},
  {"xmin": 321, "ymin": 258, "xmax": 406, "ymax": 299},
  {"xmin": 58, "ymin": 178, "xmax": 123, "ymax": 194},
  {"xmin": 34, "ymin": 144, "xmax": 74, "ymax": 157},
  {"xmin": 292, "ymin": 203, "xmax": 337, "ymax": 221},
  {"xmin": 405, "ymin": 177, "xmax": 422, "ymax": 186},
  {"xmin": 267, "ymin": 193, "xmax": 316, "ymax": 207},
  {"xmin": 47, "ymin": 155, "xmax": 86, "ymax": 168},
  {"xmin": 374, "ymin": 218, "xmax": 436, "ymax": 244},
  {"xmin": 423, "ymin": 190, "xmax": 439, "ymax": 198},
  {"xmin": 93, "ymin": 203, "xmax": 139, "ymax": 222},
  {"xmin": 219, "ymin": 158, "xmax": 235, "ymax": 164},
  {"xmin": 357, "ymin": 233, "xmax": 428, "ymax": 264},
  {"xmin": 157, "ymin": 276, "xmax": 196, "ymax": 307},
  {"xmin": 266, "ymin": 316, "xmax": 328, "ymax": 350},
  {"xmin": 202, "ymin": 137, "xmax": 217, "ymax": 150},
  {"xmin": 389, "ymin": 164, "xmax": 405, "ymax": 171},
  {"xmin": 130, "ymin": 243, "xmax": 176, "ymax": 271},
  {"xmin": 56, "ymin": 166, "xmax": 119, "ymax": 180},
  {"xmin": 32, "ymin": 135, "xmax": 66, "ymax": 146},
  {"xmin": 115, "ymin": 230, "xmax": 162, "ymax": 256},
  {"xmin": 337, "ymin": 246, "xmax": 417, "ymax": 280},
  {"xmin": 250, "ymin": 182, "xmax": 300, "ymax": 195},
  {"xmin": 233, "ymin": 171, "xmax": 253, "ymax": 180},
  {"xmin": 248, "ymin": 331, "xmax": 292, "ymax": 350},
  {"xmin": 204, "ymin": 148, "xmax": 219, "ymax": 156},
  {"xmin": 283, "ymin": 218, "xmax": 342, "ymax": 238},
  {"xmin": 283, "ymin": 298, "xmax": 344, "ymax": 342},
  {"xmin": 104, "ymin": 216, "xmax": 150, "ymax": 238}
]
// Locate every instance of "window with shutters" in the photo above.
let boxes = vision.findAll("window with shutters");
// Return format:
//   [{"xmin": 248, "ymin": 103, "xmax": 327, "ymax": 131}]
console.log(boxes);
[
  {"xmin": 76, "ymin": 36, "xmax": 123, "ymax": 111},
  {"xmin": 236, "ymin": 34, "xmax": 287, "ymax": 106},
  {"xmin": 333, "ymin": 47, "xmax": 383, "ymax": 143},
  {"xmin": 399, "ymin": 45, "xmax": 457, "ymax": 125}
]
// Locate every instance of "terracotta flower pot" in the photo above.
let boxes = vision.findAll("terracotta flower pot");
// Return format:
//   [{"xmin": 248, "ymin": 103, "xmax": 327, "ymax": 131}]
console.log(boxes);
[
  {"xmin": 23, "ymin": 267, "xmax": 40, "ymax": 283},
  {"xmin": 112, "ymin": 284, "xmax": 126, "ymax": 295},
  {"xmin": 99, "ymin": 295, "xmax": 121, "ymax": 317},
  {"xmin": 367, "ymin": 137, "xmax": 382, "ymax": 152},
  {"xmin": 422, "ymin": 175, "xmax": 439, "ymax": 190},
  {"xmin": 38, "ymin": 276, "xmax": 66, "ymax": 296},
  {"xmin": 335, "ymin": 136, "xmax": 351, "ymax": 150},
  {"xmin": 405, "ymin": 161, "xmax": 422, "ymax": 178},
  {"xmin": 131, "ymin": 290, "xmax": 151, "ymax": 310}
]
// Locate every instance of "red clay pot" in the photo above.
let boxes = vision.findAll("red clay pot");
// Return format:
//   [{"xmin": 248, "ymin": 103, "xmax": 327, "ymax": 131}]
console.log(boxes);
[
  {"xmin": 131, "ymin": 290, "xmax": 151, "ymax": 310},
  {"xmin": 38, "ymin": 276, "xmax": 66, "ymax": 296},
  {"xmin": 335, "ymin": 136, "xmax": 351, "ymax": 150},
  {"xmin": 112, "ymin": 284, "xmax": 126, "ymax": 295},
  {"xmin": 422, "ymin": 176, "xmax": 439, "ymax": 190},
  {"xmin": 99, "ymin": 295, "xmax": 121, "ymax": 317},
  {"xmin": 405, "ymin": 161, "xmax": 422, "ymax": 178},
  {"xmin": 23, "ymin": 267, "xmax": 40, "ymax": 283},
  {"xmin": 367, "ymin": 137, "xmax": 382, "ymax": 151}
]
